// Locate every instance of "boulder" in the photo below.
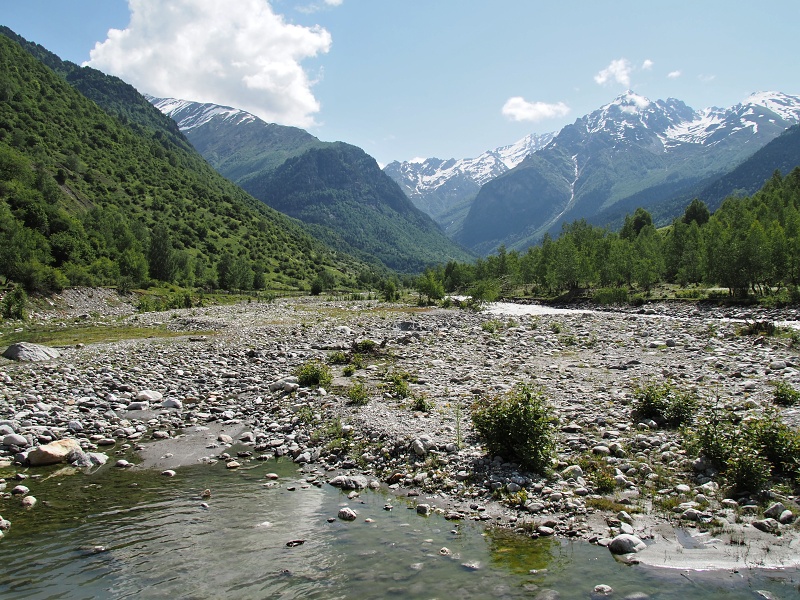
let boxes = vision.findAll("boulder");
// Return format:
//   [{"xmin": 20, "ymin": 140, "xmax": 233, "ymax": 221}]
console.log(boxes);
[
  {"xmin": 27, "ymin": 438, "xmax": 83, "ymax": 466},
  {"xmin": 2, "ymin": 342, "xmax": 59, "ymax": 362},
  {"xmin": 608, "ymin": 534, "xmax": 647, "ymax": 554}
]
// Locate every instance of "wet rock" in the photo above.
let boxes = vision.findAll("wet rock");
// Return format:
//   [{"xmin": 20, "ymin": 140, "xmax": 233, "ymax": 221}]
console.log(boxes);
[
  {"xmin": 27, "ymin": 438, "xmax": 83, "ymax": 466},
  {"xmin": 329, "ymin": 475, "xmax": 369, "ymax": 490},
  {"xmin": 338, "ymin": 507, "xmax": 357, "ymax": 521},
  {"xmin": 608, "ymin": 534, "xmax": 647, "ymax": 554}
]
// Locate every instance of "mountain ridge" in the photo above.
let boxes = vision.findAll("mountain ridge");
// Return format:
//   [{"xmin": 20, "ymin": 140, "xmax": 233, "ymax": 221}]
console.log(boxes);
[{"xmin": 150, "ymin": 96, "xmax": 473, "ymax": 272}]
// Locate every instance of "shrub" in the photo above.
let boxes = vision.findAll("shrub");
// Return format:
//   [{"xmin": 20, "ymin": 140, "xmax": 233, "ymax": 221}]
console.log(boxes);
[
  {"xmin": 632, "ymin": 381, "xmax": 698, "ymax": 427},
  {"xmin": 1, "ymin": 286, "xmax": 27, "ymax": 320},
  {"xmin": 471, "ymin": 383, "xmax": 556, "ymax": 473},
  {"xmin": 739, "ymin": 320, "xmax": 777, "ymax": 337},
  {"xmin": 352, "ymin": 339, "xmax": 378, "ymax": 354},
  {"xmin": 295, "ymin": 360, "xmax": 333, "ymax": 388},
  {"xmin": 327, "ymin": 350, "xmax": 349, "ymax": 365},
  {"xmin": 773, "ymin": 381, "xmax": 800, "ymax": 406},
  {"xmin": 481, "ymin": 319, "xmax": 503, "ymax": 333},
  {"xmin": 385, "ymin": 371, "xmax": 414, "ymax": 398},
  {"xmin": 347, "ymin": 381, "xmax": 370, "ymax": 405},
  {"xmin": 593, "ymin": 287, "xmax": 628, "ymax": 305},
  {"xmin": 342, "ymin": 364, "xmax": 356, "ymax": 377},
  {"xmin": 726, "ymin": 449, "xmax": 771, "ymax": 495}
]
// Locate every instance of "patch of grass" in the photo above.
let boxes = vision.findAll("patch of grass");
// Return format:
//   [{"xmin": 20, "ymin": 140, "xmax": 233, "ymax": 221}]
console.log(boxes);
[
  {"xmin": 481, "ymin": 319, "xmax": 504, "ymax": 333},
  {"xmin": 593, "ymin": 287, "xmax": 628, "ymax": 305},
  {"xmin": 0, "ymin": 323, "xmax": 206, "ymax": 347},
  {"xmin": 410, "ymin": 393, "xmax": 433, "ymax": 412},
  {"xmin": 585, "ymin": 497, "xmax": 632, "ymax": 513},
  {"xmin": 352, "ymin": 339, "xmax": 379, "ymax": 354},
  {"xmin": 738, "ymin": 320, "xmax": 777, "ymax": 337},
  {"xmin": 385, "ymin": 371, "xmax": 415, "ymax": 399},
  {"xmin": 327, "ymin": 350, "xmax": 349, "ymax": 365}
]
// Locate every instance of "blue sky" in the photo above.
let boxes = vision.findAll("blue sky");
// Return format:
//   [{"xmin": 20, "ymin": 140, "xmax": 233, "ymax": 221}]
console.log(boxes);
[{"xmin": 3, "ymin": 1, "xmax": 799, "ymax": 165}]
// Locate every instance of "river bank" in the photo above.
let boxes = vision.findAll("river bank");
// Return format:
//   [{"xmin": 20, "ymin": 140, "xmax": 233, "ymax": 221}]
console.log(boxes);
[{"xmin": 1, "ymin": 292, "xmax": 799, "ymax": 574}]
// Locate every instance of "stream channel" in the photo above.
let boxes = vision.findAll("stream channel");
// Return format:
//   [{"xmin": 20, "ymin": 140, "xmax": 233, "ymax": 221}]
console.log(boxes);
[{"xmin": 0, "ymin": 454, "xmax": 797, "ymax": 599}]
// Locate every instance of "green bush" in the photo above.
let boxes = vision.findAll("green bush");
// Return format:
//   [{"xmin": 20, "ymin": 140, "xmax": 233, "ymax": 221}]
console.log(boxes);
[
  {"xmin": 632, "ymin": 381, "xmax": 698, "ymax": 427},
  {"xmin": 295, "ymin": 360, "xmax": 333, "ymax": 388},
  {"xmin": 773, "ymin": 381, "xmax": 800, "ymax": 406},
  {"xmin": 327, "ymin": 350, "xmax": 349, "ymax": 365},
  {"xmin": 471, "ymin": 383, "xmax": 556, "ymax": 473},
  {"xmin": 385, "ymin": 371, "xmax": 414, "ymax": 398},
  {"xmin": 726, "ymin": 449, "xmax": 771, "ymax": 495},
  {"xmin": 347, "ymin": 381, "xmax": 370, "ymax": 405},
  {"xmin": 593, "ymin": 287, "xmax": 628, "ymax": 305},
  {"xmin": 1, "ymin": 286, "xmax": 27, "ymax": 320},
  {"xmin": 353, "ymin": 339, "xmax": 378, "ymax": 354}
]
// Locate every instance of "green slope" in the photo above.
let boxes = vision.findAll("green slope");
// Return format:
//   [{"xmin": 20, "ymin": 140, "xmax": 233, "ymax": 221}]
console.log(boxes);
[{"xmin": 0, "ymin": 29, "xmax": 364, "ymax": 292}]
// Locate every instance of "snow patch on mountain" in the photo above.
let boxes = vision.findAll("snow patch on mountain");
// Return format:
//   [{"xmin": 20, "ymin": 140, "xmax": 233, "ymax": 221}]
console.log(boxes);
[{"xmin": 147, "ymin": 95, "xmax": 256, "ymax": 130}]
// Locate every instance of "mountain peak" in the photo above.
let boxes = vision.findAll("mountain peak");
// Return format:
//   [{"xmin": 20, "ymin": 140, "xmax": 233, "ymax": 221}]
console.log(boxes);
[{"xmin": 611, "ymin": 90, "xmax": 652, "ymax": 112}]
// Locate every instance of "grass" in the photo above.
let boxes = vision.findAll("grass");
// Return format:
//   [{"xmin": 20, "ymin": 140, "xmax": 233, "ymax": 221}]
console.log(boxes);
[{"xmin": 0, "ymin": 322, "xmax": 209, "ymax": 348}]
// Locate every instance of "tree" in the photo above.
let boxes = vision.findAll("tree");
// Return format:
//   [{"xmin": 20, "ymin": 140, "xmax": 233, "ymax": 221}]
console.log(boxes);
[
  {"xmin": 417, "ymin": 268, "xmax": 444, "ymax": 303},
  {"xmin": 682, "ymin": 198, "xmax": 710, "ymax": 226},
  {"xmin": 147, "ymin": 223, "xmax": 177, "ymax": 283},
  {"xmin": 620, "ymin": 208, "xmax": 653, "ymax": 241}
]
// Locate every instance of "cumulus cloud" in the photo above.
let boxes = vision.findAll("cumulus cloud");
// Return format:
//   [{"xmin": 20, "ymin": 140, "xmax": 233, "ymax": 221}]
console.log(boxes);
[
  {"xmin": 641, "ymin": 59, "xmax": 654, "ymax": 70},
  {"xmin": 594, "ymin": 58, "xmax": 632, "ymax": 87},
  {"xmin": 667, "ymin": 70, "xmax": 682, "ymax": 79},
  {"xmin": 86, "ymin": 0, "xmax": 332, "ymax": 127},
  {"xmin": 501, "ymin": 97, "xmax": 570, "ymax": 122}
]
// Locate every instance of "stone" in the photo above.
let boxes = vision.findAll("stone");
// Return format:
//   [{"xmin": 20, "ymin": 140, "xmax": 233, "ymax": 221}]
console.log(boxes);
[
  {"xmin": 27, "ymin": 438, "xmax": 83, "ymax": 466},
  {"xmin": 329, "ymin": 475, "xmax": 368, "ymax": 490},
  {"xmin": 136, "ymin": 390, "xmax": 163, "ymax": 403},
  {"xmin": 593, "ymin": 584, "xmax": 614, "ymax": 596},
  {"xmin": 763, "ymin": 502, "xmax": 786, "ymax": 519},
  {"xmin": 21, "ymin": 495, "xmax": 36, "ymax": 508},
  {"xmin": 161, "ymin": 398, "xmax": 183, "ymax": 410},
  {"xmin": 2, "ymin": 342, "xmax": 59, "ymax": 362},
  {"xmin": 778, "ymin": 510, "xmax": 795, "ymax": 524},
  {"xmin": 338, "ymin": 507, "xmax": 357, "ymax": 521},
  {"xmin": 752, "ymin": 518, "xmax": 780, "ymax": 534},
  {"xmin": 608, "ymin": 534, "xmax": 647, "ymax": 554},
  {"xmin": 416, "ymin": 504, "xmax": 432, "ymax": 516},
  {"xmin": 11, "ymin": 485, "xmax": 29, "ymax": 496},
  {"xmin": 3, "ymin": 433, "xmax": 28, "ymax": 448},
  {"xmin": 561, "ymin": 465, "xmax": 583, "ymax": 479}
]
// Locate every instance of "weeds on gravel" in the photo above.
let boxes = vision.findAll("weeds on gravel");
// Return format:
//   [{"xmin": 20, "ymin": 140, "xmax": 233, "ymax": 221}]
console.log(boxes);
[
  {"xmin": 576, "ymin": 456, "xmax": 617, "ymax": 493},
  {"xmin": 327, "ymin": 350, "xmax": 349, "ymax": 365},
  {"xmin": 472, "ymin": 383, "xmax": 556, "ymax": 474},
  {"xmin": 410, "ymin": 393, "xmax": 433, "ymax": 413}
]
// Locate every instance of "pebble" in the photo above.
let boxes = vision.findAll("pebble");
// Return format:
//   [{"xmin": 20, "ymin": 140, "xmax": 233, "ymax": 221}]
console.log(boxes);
[{"xmin": 2, "ymin": 294, "xmax": 798, "ymax": 558}]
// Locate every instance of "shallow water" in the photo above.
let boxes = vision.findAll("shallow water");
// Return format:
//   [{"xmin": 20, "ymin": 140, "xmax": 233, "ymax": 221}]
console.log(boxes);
[{"xmin": 0, "ymin": 459, "xmax": 797, "ymax": 599}]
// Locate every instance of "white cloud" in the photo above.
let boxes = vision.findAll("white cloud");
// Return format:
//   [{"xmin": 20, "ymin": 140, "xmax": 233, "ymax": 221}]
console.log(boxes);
[
  {"xmin": 642, "ymin": 59, "xmax": 654, "ymax": 70},
  {"xmin": 667, "ymin": 70, "xmax": 682, "ymax": 79},
  {"xmin": 86, "ymin": 0, "xmax": 332, "ymax": 127},
  {"xmin": 594, "ymin": 58, "xmax": 632, "ymax": 87},
  {"xmin": 699, "ymin": 74, "xmax": 716, "ymax": 83},
  {"xmin": 501, "ymin": 97, "xmax": 570, "ymax": 122}
]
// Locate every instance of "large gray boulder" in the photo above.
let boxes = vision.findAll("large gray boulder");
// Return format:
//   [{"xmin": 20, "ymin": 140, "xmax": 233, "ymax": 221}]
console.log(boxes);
[{"xmin": 2, "ymin": 342, "xmax": 60, "ymax": 362}]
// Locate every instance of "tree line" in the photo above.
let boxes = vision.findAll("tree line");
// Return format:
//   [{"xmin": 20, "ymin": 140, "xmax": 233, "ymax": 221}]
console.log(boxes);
[{"xmin": 417, "ymin": 168, "xmax": 800, "ymax": 302}]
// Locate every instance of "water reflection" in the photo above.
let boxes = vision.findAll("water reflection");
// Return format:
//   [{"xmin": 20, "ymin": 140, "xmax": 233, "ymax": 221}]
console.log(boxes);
[{"xmin": 0, "ymin": 460, "xmax": 797, "ymax": 599}]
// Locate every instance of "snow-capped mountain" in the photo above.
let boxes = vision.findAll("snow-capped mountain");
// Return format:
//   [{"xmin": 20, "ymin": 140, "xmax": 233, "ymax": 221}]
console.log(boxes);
[
  {"xmin": 147, "ymin": 95, "xmax": 259, "ymax": 130},
  {"xmin": 452, "ymin": 90, "xmax": 800, "ymax": 254},
  {"xmin": 383, "ymin": 132, "xmax": 554, "ymax": 232}
]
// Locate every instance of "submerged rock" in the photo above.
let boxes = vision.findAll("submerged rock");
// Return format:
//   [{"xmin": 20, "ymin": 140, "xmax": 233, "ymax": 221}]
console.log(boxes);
[{"xmin": 608, "ymin": 534, "xmax": 647, "ymax": 554}]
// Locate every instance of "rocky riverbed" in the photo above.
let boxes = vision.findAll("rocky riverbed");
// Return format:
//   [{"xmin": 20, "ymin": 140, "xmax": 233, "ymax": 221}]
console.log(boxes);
[{"xmin": 1, "ymin": 292, "xmax": 800, "ymax": 572}]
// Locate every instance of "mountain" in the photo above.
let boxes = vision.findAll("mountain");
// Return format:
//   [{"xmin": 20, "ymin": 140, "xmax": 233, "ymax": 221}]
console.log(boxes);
[
  {"xmin": 383, "ymin": 132, "xmax": 554, "ymax": 234},
  {"xmin": 150, "ymin": 97, "xmax": 473, "ymax": 272},
  {"xmin": 454, "ymin": 90, "xmax": 800, "ymax": 254},
  {"xmin": 0, "ymin": 28, "xmax": 364, "ymax": 292}
]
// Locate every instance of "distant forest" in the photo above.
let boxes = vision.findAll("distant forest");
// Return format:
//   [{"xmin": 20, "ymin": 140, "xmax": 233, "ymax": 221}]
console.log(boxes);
[{"xmin": 418, "ymin": 169, "xmax": 800, "ymax": 302}]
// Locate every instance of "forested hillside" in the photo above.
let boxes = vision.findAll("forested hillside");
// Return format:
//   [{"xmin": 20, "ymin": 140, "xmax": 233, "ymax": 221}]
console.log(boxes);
[
  {"xmin": 151, "ymin": 97, "xmax": 473, "ymax": 273},
  {"xmin": 240, "ymin": 142, "xmax": 474, "ymax": 272},
  {"xmin": 424, "ymin": 169, "xmax": 800, "ymax": 301},
  {"xmin": 0, "ymin": 30, "xmax": 366, "ymax": 293}
]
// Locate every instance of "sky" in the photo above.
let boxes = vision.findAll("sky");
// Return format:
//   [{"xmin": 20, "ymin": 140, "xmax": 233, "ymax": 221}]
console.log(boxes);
[{"xmin": 3, "ymin": 1, "xmax": 799, "ymax": 166}]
